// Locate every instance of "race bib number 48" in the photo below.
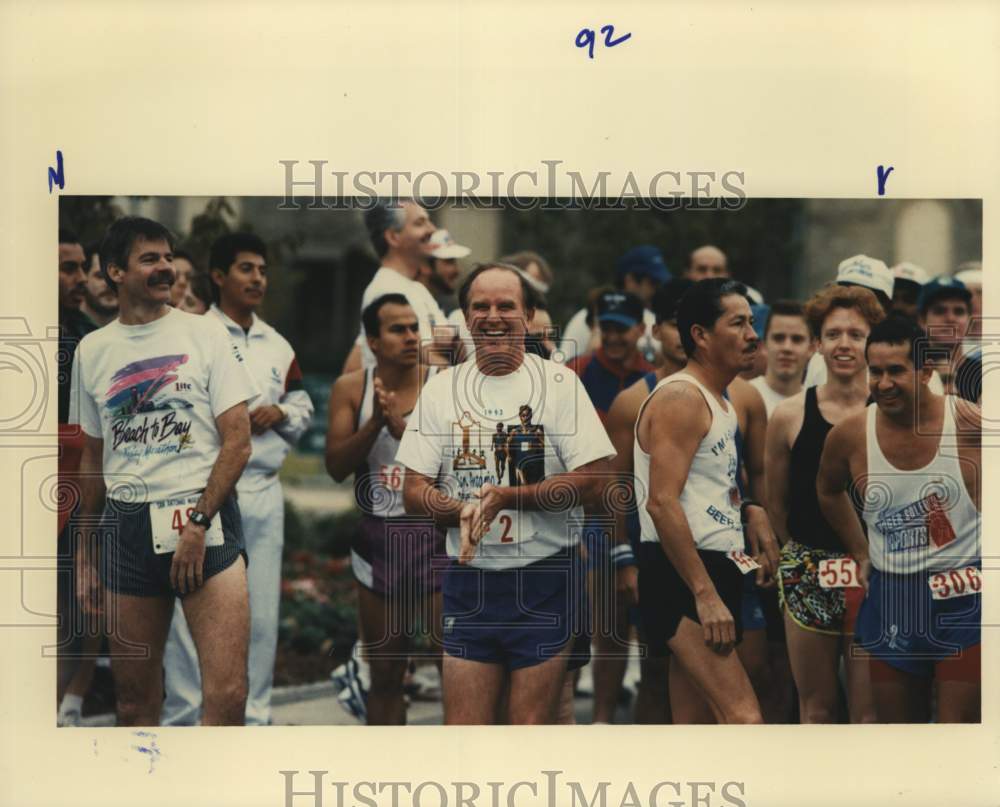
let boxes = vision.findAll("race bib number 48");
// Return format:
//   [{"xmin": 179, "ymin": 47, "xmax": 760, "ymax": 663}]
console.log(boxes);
[
  {"xmin": 928, "ymin": 567, "xmax": 982, "ymax": 600},
  {"xmin": 726, "ymin": 550, "xmax": 760, "ymax": 575},
  {"xmin": 151, "ymin": 495, "xmax": 224, "ymax": 555},
  {"xmin": 818, "ymin": 557, "xmax": 861, "ymax": 589}
]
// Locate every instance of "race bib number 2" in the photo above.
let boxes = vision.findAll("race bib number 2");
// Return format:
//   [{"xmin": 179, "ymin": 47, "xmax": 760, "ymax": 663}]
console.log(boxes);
[
  {"xmin": 483, "ymin": 513, "xmax": 518, "ymax": 546},
  {"xmin": 818, "ymin": 557, "xmax": 861, "ymax": 589},
  {"xmin": 928, "ymin": 567, "xmax": 982, "ymax": 600},
  {"xmin": 726, "ymin": 550, "xmax": 760, "ymax": 575},
  {"xmin": 150, "ymin": 495, "xmax": 224, "ymax": 555}
]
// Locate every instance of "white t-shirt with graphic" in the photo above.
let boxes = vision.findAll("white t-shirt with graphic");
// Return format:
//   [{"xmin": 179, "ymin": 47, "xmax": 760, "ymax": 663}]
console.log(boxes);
[
  {"xmin": 396, "ymin": 353, "xmax": 615, "ymax": 569},
  {"xmin": 70, "ymin": 307, "xmax": 259, "ymax": 502}
]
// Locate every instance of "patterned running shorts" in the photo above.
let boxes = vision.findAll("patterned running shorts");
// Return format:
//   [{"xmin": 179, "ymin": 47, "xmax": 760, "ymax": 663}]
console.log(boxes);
[{"xmin": 778, "ymin": 540, "xmax": 863, "ymax": 635}]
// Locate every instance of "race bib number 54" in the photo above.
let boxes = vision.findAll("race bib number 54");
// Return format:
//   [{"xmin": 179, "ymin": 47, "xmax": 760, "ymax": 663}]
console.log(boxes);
[
  {"xmin": 151, "ymin": 495, "xmax": 224, "ymax": 555},
  {"xmin": 727, "ymin": 550, "xmax": 760, "ymax": 575},
  {"xmin": 928, "ymin": 567, "xmax": 982, "ymax": 600},
  {"xmin": 818, "ymin": 557, "xmax": 861, "ymax": 589}
]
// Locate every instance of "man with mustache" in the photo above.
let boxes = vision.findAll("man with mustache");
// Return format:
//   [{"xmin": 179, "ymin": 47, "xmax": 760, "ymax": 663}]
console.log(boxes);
[
  {"xmin": 70, "ymin": 216, "xmax": 259, "ymax": 726},
  {"xmin": 162, "ymin": 232, "xmax": 313, "ymax": 726},
  {"xmin": 818, "ymin": 316, "xmax": 981, "ymax": 723},
  {"xmin": 635, "ymin": 278, "xmax": 779, "ymax": 724}
]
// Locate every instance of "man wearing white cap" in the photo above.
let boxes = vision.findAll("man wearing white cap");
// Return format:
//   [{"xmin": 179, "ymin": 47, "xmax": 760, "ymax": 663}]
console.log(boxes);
[
  {"xmin": 890, "ymin": 262, "xmax": 929, "ymax": 321},
  {"xmin": 420, "ymin": 229, "xmax": 471, "ymax": 315},
  {"xmin": 803, "ymin": 255, "xmax": 894, "ymax": 388}
]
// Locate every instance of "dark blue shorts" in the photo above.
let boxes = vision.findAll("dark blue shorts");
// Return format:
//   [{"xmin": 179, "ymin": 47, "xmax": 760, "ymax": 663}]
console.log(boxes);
[
  {"xmin": 100, "ymin": 495, "xmax": 246, "ymax": 598},
  {"xmin": 741, "ymin": 573, "xmax": 767, "ymax": 632},
  {"xmin": 442, "ymin": 549, "xmax": 590, "ymax": 671},
  {"xmin": 855, "ymin": 566, "xmax": 981, "ymax": 678}
]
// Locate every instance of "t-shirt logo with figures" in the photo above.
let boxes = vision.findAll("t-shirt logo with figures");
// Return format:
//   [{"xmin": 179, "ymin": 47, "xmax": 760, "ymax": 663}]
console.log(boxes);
[{"xmin": 451, "ymin": 403, "xmax": 547, "ymax": 499}]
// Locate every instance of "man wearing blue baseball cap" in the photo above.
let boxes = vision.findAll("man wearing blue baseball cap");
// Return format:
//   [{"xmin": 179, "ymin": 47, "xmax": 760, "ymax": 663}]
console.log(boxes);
[
  {"xmin": 560, "ymin": 246, "xmax": 671, "ymax": 363},
  {"xmin": 919, "ymin": 275, "xmax": 980, "ymax": 403}
]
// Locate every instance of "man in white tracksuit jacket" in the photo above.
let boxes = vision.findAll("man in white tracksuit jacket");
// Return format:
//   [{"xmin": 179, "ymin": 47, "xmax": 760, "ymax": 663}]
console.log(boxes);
[{"xmin": 162, "ymin": 233, "xmax": 313, "ymax": 725}]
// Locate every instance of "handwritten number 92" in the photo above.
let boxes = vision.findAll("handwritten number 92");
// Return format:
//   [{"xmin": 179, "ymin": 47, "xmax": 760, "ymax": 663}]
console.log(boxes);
[{"xmin": 575, "ymin": 25, "xmax": 632, "ymax": 59}]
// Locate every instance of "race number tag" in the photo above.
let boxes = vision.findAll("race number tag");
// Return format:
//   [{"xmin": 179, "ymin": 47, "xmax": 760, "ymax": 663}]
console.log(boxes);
[
  {"xmin": 482, "ymin": 513, "xmax": 519, "ymax": 546},
  {"xmin": 818, "ymin": 557, "xmax": 861, "ymax": 589},
  {"xmin": 377, "ymin": 463, "xmax": 404, "ymax": 491},
  {"xmin": 150, "ymin": 495, "xmax": 224, "ymax": 555},
  {"xmin": 928, "ymin": 567, "xmax": 982, "ymax": 600},
  {"xmin": 727, "ymin": 550, "xmax": 760, "ymax": 575}
]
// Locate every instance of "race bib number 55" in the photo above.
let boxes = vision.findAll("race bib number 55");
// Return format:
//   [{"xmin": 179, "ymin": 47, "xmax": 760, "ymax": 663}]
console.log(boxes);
[
  {"xmin": 151, "ymin": 495, "xmax": 224, "ymax": 555},
  {"xmin": 818, "ymin": 557, "xmax": 861, "ymax": 589},
  {"xmin": 928, "ymin": 567, "xmax": 982, "ymax": 600}
]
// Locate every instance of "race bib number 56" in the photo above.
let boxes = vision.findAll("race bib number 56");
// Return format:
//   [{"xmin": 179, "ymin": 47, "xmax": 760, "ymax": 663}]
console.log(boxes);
[
  {"xmin": 818, "ymin": 557, "xmax": 861, "ymax": 589},
  {"xmin": 151, "ymin": 495, "xmax": 224, "ymax": 555},
  {"xmin": 928, "ymin": 567, "xmax": 982, "ymax": 600}
]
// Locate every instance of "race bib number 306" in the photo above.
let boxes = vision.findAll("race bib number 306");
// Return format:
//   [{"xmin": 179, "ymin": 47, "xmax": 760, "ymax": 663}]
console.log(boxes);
[
  {"xmin": 928, "ymin": 567, "xmax": 982, "ymax": 600},
  {"xmin": 151, "ymin": 495, "xmax": 224, "ymax": 555},
  {"xmin": 818, "ymin": 557, "xmax": 861, "ymax": 589}
]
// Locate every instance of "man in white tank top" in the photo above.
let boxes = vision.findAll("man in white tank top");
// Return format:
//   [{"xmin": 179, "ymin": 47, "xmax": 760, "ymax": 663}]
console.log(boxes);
[
  {"xmin": 634, "ymin": 278, "xmax": 779, "ymax": 724},
  {"xmin": 326, "ymin": 294, "xmax": 445, "ymax": 724},
  {"xmin": 817, "ymin": 316, "xmax": 981, "ymax": 722}
]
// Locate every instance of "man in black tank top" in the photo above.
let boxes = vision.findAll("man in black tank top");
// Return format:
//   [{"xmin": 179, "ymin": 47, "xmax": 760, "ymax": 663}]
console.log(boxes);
[{"xmin": 765, "ymin": 284, "xmax": 884, "ymax": 723}]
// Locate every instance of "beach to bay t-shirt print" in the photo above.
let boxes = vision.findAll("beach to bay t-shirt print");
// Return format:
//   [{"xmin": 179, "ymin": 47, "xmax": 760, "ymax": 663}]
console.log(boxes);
[{"xmin": 104, "ymin": 353, "xmax": 195, "ymax": 462}]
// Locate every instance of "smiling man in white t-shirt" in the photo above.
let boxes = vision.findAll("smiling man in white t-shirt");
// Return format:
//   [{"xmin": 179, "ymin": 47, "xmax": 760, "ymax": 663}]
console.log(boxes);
[
  {"xmin": 342, "ymin": 200, "xmax": 456, "ymax": 371},
  {"xmin": 69, "ymin": 216, "xmax": 259, "ymax": 726},
  {"xmin": 397, "ymin": 263, "xmax": 616, "ymax": 724}
]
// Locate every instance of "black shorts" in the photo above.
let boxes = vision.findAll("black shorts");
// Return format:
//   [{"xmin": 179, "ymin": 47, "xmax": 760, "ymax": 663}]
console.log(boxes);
[
  {"xmin": 637, "ymin": 542, "xmax": 745, "ymax": 657},
  {"xmin": 100, "ymin": 495, "xmax": 246, "ymax": 598}
]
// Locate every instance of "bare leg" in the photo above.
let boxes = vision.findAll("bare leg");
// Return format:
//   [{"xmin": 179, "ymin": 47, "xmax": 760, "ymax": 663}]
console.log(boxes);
[
  {"xmin": 182, "ymin": 559, "xmax": 250, "ymax": 726},
  {"xmin": 736, "ymin": 628, "xmax": 770, "ymax": 719},
  {"xmin": 589, "ymin": 566, "xmax": 629, "ymax": 723},
  {"xmin": 667, "ymin": 617, "xmax": 762, "ymax": 724},
  {"xmin": 443, "ymin": 655, "xmax": 506, "ymax": 725},
  {"xmin": 507, "ymin": 642, "xmax": 572, "ymax": 724},
  {"xmin": 868, "ymin": 660, "xmax": 931, "ymax": 723},
  {"xmin": 357, "ymin": 586, "xmax": 409, "ymax": 725},
  {"xmin": 555, "ymin": 672, "xmax": 577, "ymax": 724},
  {"xmin": 105, "ymin": 592, "xmax": 174, "ymax": 726},
  {"xmin": 842, "ymin": 638, "xmax": 876, "ymax": 723},
  {"xmin": 668, "ymin": 656, "xmax": 716, "ymax": 724},
  {"xmin": 634, "ymin": 654, "xmax": 671, "ymax": 724},
  {"xmin": 784, "ymin": 612, "xmax": 841, "ymax": 724}
]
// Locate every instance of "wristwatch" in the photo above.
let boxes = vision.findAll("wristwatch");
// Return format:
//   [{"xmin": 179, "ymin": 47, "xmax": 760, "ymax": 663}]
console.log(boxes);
[{"xmin": 189, "ymin": 510, "xmax": 212, "ymax": 529}]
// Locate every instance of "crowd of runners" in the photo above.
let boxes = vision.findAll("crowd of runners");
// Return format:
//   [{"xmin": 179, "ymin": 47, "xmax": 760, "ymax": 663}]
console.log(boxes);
[{"xmin": 56, "ymin": 199, "xmax": 983, "ymax": 726}]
